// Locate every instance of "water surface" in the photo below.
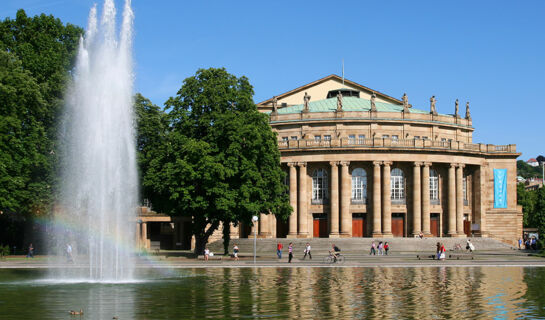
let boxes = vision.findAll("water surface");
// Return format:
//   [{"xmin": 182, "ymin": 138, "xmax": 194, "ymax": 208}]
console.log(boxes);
[{"xmin": 0, "ymin": 267, "xmax": 544, "ymax": 319}]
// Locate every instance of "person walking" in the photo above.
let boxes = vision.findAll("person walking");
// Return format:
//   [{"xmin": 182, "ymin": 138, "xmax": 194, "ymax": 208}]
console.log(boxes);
[
  {"xmin": 378, "ymin": 241, "xmax": 383, "ymax": 255},
  {"xmin": 66, "ymin": 243, "xmax": 73, "ymax": 263},
  {"xmin": 303, "ymin": 243, "xmax": 312, "ymax": 260},
  {"xmin": 370, "ymin": 241, "xmax": 376, "ymax": 255},
  {"xmin": 439, "ymin": 243, "xmax": 446, "ymax": 260},
  {"xmin": 26, "ymin": 243, "xmax": 34, "ymax": 258},
  {"xmin": 518, "ymin": 237, "xmax": 523, "ymax": 250},
  {"xmin": 277, "ymin": 242, "xmax": 283, "ymax": 259},
  {"xmin": 288, "ymin": 242, "xmax": 293, "ymax": 263},
  {"xmin": 384, "ymin": 242, "xmax": 389, "ymax": 255},
  {"xmin": 233, "ymin": 244, "xmax": 239, "ymax": 261},
  {"xmin": 436, "ymin": 242, "xmax": 441, "ymax": 260},
  {"xmin": 466, "ymin": 239, "xmax": 475, "ymax": 253}
]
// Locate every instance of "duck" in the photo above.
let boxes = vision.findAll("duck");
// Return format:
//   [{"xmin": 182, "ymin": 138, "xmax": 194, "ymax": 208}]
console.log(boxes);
[
  {"xmin": 69, "ymin": 309, "xmax": 84, "ymax": 315},
  {"xmin": 113, "ymin": 317, "xmax": 119, "ymax": 319}
]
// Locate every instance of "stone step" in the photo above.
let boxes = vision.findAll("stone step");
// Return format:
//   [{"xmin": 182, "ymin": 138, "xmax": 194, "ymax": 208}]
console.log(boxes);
[{"xmin": 206, "ymin": 237, "xmax": 514, "ymax": 255}]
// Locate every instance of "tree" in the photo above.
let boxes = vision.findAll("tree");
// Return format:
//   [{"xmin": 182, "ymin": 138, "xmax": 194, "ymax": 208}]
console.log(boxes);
[
  {"xmin": 517, "ymin": 160, "xmax": 542, "ymax": 179},
  {"xmin": 0, "ymin": 10, "xmax": 83, "ymax": 247},
  {"xmin": 517, "ymin": 183, "xmax": 537, "ymax": 227},
  {"xmin": 134, "ymin": 93, "xmax": 167, "ymax": 206},
  {"xmin": 143, "ymin": 68, "xmax": 291, "ymax": 254},
  {"xmin": 533, "ymin": 187, "xmax": 545, "ymax": 247}
]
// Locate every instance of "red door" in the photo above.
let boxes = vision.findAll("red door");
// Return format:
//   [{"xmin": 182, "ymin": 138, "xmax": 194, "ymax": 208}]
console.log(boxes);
[
  {"xmin": 313, "ymin": 219, "xmax": 320, "ymax": 238},
  {"xmin": 352, "ymin": 214, "xmax": 366, "ymax": 237},
  {"xmin": 313, "ymin": 215, "xmax": 328, "ymax": 238},
  {"xmin": 430, "ymin": 215, "xmax": 440, "ymax": 237},
  {"xmin": 464, "ymin": 220, "xmax": 471, "ymax": 237},
  {"xmin": 392, "ymin": 216, "xmax": 404, "ymax": 237}
]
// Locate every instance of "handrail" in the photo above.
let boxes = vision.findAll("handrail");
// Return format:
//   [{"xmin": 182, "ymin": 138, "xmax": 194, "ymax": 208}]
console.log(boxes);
[{"xmin": 278, "ymin": 138, "xmax": 516, "ymax": 153}]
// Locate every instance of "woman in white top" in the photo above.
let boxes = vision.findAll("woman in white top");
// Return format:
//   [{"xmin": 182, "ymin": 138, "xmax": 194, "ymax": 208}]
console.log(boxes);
[
  {"xmin": 204, "ymin": 247, "xmax": 210, "ymax": 261},
  {"xmin": 303, "ymin": 243, "xmax": 312, "ymax": 260}
]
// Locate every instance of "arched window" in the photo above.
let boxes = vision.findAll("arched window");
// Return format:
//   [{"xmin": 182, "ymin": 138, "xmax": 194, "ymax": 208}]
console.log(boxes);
[
  {"xmin": 312, "ymin": 169, "xmax": 328, "ymax": 204},
  {"xmin": 351, "ymin": 168, "xmax": 367, "ymax": 203},
  {"xmin": 391, "ymin": 168, "xmax": 405, "ymax": 203},
  {"xmin": 430, "ymin": 169, "xmax": 439, "ymax": 203}
]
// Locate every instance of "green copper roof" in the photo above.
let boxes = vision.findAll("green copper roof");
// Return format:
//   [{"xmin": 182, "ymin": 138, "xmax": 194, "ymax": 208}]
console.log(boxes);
[{"xmin": 274, "ymin": 97, "xmax": 431, "ymax": 114}]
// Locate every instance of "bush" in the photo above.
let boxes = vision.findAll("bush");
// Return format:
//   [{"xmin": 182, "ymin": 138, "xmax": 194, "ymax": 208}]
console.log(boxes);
[{"xmin": 0, "ymin": 245, "xmax": 9, "ymax": 258}]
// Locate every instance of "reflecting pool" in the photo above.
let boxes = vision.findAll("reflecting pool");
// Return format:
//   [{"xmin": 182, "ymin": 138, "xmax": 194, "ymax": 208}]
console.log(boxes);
[{"xmin": 0, "ymin": 267, "xmax": 544, "ymax": 319}]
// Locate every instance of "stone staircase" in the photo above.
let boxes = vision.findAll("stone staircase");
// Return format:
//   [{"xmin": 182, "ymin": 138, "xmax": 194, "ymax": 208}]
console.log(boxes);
[{"xmin": 207, "ymin": 237, "xmax": 515, "ymax": 257}]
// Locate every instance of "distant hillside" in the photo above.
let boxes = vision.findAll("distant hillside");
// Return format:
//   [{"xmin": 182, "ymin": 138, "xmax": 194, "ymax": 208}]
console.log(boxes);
[{"xmin": 517, "ymin": 160, "xmax": 542, "ymax": 179}]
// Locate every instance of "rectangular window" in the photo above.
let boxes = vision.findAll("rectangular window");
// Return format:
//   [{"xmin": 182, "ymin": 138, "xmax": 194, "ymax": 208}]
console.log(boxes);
[
  {"xmin": 324, "ymin": 135, "xmax": 331, "ymax": 141},
  {"xmin": 314, "ymin": 135, "xmax": 321, "ymax": 141},
  {"xmin": 382, "ymin": 135, "xmax": 390, "ymax": 139},
  {"xmin": 290, "ymin": 136, "xmax": 298, "ymax": 140},
  {"xmin": 392, "ymin": 135, "xmax": 399, "ymax": 141},
  {"xmin": 422, "ymin": 136, "xmax": 428, "ymax": 140},
  {"xmin": 391, "ymin": 176, "xmax": 404, "ymax": 200},
  {"xmin": 463, "ymin": 176, "xmax": 468, "ymax": 202},
  {"xmin": 441, "ymin": 138, "xmax": 447, "ymax": 142},
  {"xmin": 282, "ymin": 137, "xmax": 288, "ymax": 142},
  {"xmin": 414, "ymin": 136, "xmax": 420, "ymax": 140},
  {"xmin": 348, "ymin": 134, "xmax": 356, "ymax": 143},
  {"xmin": 430, "ymin": 176, "xmax": 438, "ymax": 201}
]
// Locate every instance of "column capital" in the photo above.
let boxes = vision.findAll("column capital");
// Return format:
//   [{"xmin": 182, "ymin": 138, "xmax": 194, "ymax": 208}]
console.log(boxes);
[
  {"xmin": 287, "ymin": 162, "xmax": 297, "ymax": 167},
  {"xmin": 423, "ymin": 162, "xmax": 432, "ymax": 167},
  {"xmin": 413, "ymin": 161, "xmax": 423, "ymax": 167},
  {"xmin": 450, "ymin": 163, "xmax": 457, "ymax": 168},
  {"xmin": 297, "ymin": 162, "xmax": 307, "ymax": 167},
  {"xmin": 383, "ymin": 161, "xmax": 393, "ymax": 167},
  {"xmin": 457, "ymin": 163, "xmax": 465, "ymax": 169},
  {"xmin": 373, "ymin": 161, "xmax": 382, "ymax": 167},
  {"xmin": 340, "ymin": 161, "xmax": 350, "ymax": 167},
  {"xmin": 329, "ymin": 161, "xmax": 339, "ymax": 167}
]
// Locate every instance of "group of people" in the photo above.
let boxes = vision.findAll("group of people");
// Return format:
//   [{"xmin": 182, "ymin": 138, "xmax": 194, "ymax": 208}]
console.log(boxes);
[
  {"xmin": 276, "ymin": 242, "xmax": 312, "ymax": 263},
  {"xmin": 519, "ymin": 237, "xmax": 538, "ymax": 250},
  {"xmin": 369, "ymin": 241, "xmax": 389, "ymax": 255}
]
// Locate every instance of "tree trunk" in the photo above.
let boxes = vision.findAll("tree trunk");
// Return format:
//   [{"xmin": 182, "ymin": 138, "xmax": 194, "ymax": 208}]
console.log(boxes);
[
  {"xmin": 222, "ymin": 221, "xmax": 231, "ymax": 255},
  {"xmin": 193, "ymin": 219, "xmax": 219, "ymax": 255}
]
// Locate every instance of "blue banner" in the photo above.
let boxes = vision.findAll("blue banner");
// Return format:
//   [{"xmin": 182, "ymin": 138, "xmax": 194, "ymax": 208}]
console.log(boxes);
[{"xmin": 494, "ymin": 169, "xmax": 507, "ymax": 208}]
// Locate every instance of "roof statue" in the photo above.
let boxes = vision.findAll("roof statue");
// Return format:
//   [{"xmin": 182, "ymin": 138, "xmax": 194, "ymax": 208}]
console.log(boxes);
[
  {"xmin": 430, "ymin": 96, "xmax": 438, "ymax": 115},
  {"xmin": 370, "ymin": 93, "xmax": 377, "ymax": 112},
  {"xmin": 272, "ymin": 96, "xmax": 278, "ymax": 113},
  {"xmin": 402, "ymin": 93, "xmax": 410, "ymax": 113},
  {"xmin": 303, "ymin": 92, "xmax": 311, "ymax": 112},
  {"xmin": 465, "ymin": 101, "xmax": 471, "ymax": 120},
  {"xmin": 336, "ymin": 91, "xmax": 343, "ymax": 111},
  {"xmin": 455, "ymin": 99, "xmax": 460, "ymax": 118}
]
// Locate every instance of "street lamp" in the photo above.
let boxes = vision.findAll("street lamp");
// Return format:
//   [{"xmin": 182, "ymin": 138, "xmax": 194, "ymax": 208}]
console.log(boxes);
[{"xmin": 252, "ymin": 215, "xmax": 259, "ymax": 264}]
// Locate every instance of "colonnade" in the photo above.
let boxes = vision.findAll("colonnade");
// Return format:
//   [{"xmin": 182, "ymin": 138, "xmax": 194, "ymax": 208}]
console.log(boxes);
[{"xmin": 284, "ymin": 161, "xmax": 470, "ymax": 238}]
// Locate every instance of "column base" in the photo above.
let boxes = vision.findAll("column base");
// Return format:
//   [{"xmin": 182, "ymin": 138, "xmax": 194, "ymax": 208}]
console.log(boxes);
[
  {"xmin": 339, "ymin": 233, "xmax": 351, "ymax": 238},
  {"xmin": 381, "ymin": 233, "xmax": 393, "ymax": 238},
  {"xmin": 411, "ymin": 232, "xmax": 422, "ymax": 237},
  {"xmin": 286, "ymin": 234, "xmax": 298, "ymax": 239},
  {"xmin": 329, "ymin": 233, "xmax": 340, "ymax": 238},
  {"xmin": 372, "ymin": 233, "xmax": 383, "ymax": 238},
  {"xmin": 257, "ymin": 233, "xmax": 272, "ymax": 239},
  {"xmin": 297, "ymin": 233, "xmax": 310, "ymax": 238},
  {"xmin": 455, "ymin": 233, "xmax": 467, "ymax": 238},
  {"xmin": 447, "ymin": 232, "xmax": 458, "ymax": 237}
]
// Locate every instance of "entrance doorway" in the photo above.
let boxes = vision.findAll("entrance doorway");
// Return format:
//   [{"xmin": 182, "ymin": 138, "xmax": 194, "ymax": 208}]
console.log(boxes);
[
  {"xmin": 313, "ymin": 214, "xmax": 328, "ymax": 238},
  {"xmin": 352, "ymin": 213, "xmax": 366, "ymax": 237},
  {"xmin": 430, "ymin": 213, "xmax": 440, "ymax": 237},
  {"xmin": 276, "ymin": 218, "xmax": 289, "ymax": 238},
  {"xmin": 391, "ymin": 213, "xmax": 404, "ymax": 237},
  {"xmin": 463, "ymin": 214, "xmax": 471, "ymax": 237}
]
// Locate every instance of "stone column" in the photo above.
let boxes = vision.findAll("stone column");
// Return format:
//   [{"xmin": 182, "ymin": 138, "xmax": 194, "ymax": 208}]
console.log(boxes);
[
  {"xmin": 136, "ymin": 223, "xmax": 141, "ymax": 249},
  {"xmin": 298, "ymin": 162, "xmax": 309, "ymax": 237},
  {"xmin": 382, "ymin": 161, "xmax": 393, "ymax": 237},
  {"xmin": 448, "ymin": 163, "xmax": 457, "ymax": 236},
  {"xmin": 287, "ymin": 163, "xmax": 298, "ymax": 238},
  {"xmin": 340, "ymin": 161, "xmax": 351, "ymax": 236},
  {"xmin": 422, "ymin": 163, "xmax": 431, "ymax": 235},
  {"xmin": 372, "ymin": 161, "xmax": 382, "ymax": 237},
  {"xmin": 141, "ymin": 222, "xmax": 148, "ymax": 249},
  {"xmin": 259, "ymin": 213, "xmax": 270, "ymax": 238},
  {"xmin": 456, "ymin": 164, "xmax": 465, "ymax": 237},
  {"xmin": 329, "ymin": 161, "xmax": 340, "ymax": 237},
  {"xmin": 412, "ymin": 162, "xmax": 422, "ymax": 236}
]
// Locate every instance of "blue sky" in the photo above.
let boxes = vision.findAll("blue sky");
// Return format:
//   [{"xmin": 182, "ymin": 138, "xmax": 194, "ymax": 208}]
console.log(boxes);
[{"xmin": 2, "ymin": 0, "xmax": 544, "ymax": 159}]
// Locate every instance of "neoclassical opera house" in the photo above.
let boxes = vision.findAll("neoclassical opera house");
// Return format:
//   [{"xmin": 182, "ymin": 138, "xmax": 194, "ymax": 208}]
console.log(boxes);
[{"xmin": 249, "ymin": 74, "xmax": 521, "ymax": 245}]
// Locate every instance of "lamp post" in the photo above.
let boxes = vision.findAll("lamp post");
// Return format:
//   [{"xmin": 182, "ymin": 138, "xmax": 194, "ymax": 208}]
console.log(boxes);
[{"xmin": 252, "ymin": 215, "xmax": 259, "ymax": 264}]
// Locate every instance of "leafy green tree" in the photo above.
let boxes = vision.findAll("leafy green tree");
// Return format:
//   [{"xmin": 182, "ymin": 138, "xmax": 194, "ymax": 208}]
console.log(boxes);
[
  {"xmin": 533, "ymin": 187, "xmax": 545, "ymax": 247},
  {"xmin": 0, "ymin": 10, "xmax": 83, "ymax": 247},
  {"xmin": 518, "ymin": 183, "xmax": 537, "ymax": 227},
  {"xmin": 517, "ymin": 160, "xmax": 542, "ymax": 179},
  {"xmin": 143, "ymin": 68, "xmax": 291, "ymax": 254},
  {"xmin": 134, "ymin": 93, "xmax": 167, "ymax": 204}
]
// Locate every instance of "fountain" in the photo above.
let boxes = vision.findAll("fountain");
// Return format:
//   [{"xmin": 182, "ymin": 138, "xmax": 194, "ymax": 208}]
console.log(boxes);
[{"xmin": 55, "ymin": 0, "xmax": 137, "ymax": 281}]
